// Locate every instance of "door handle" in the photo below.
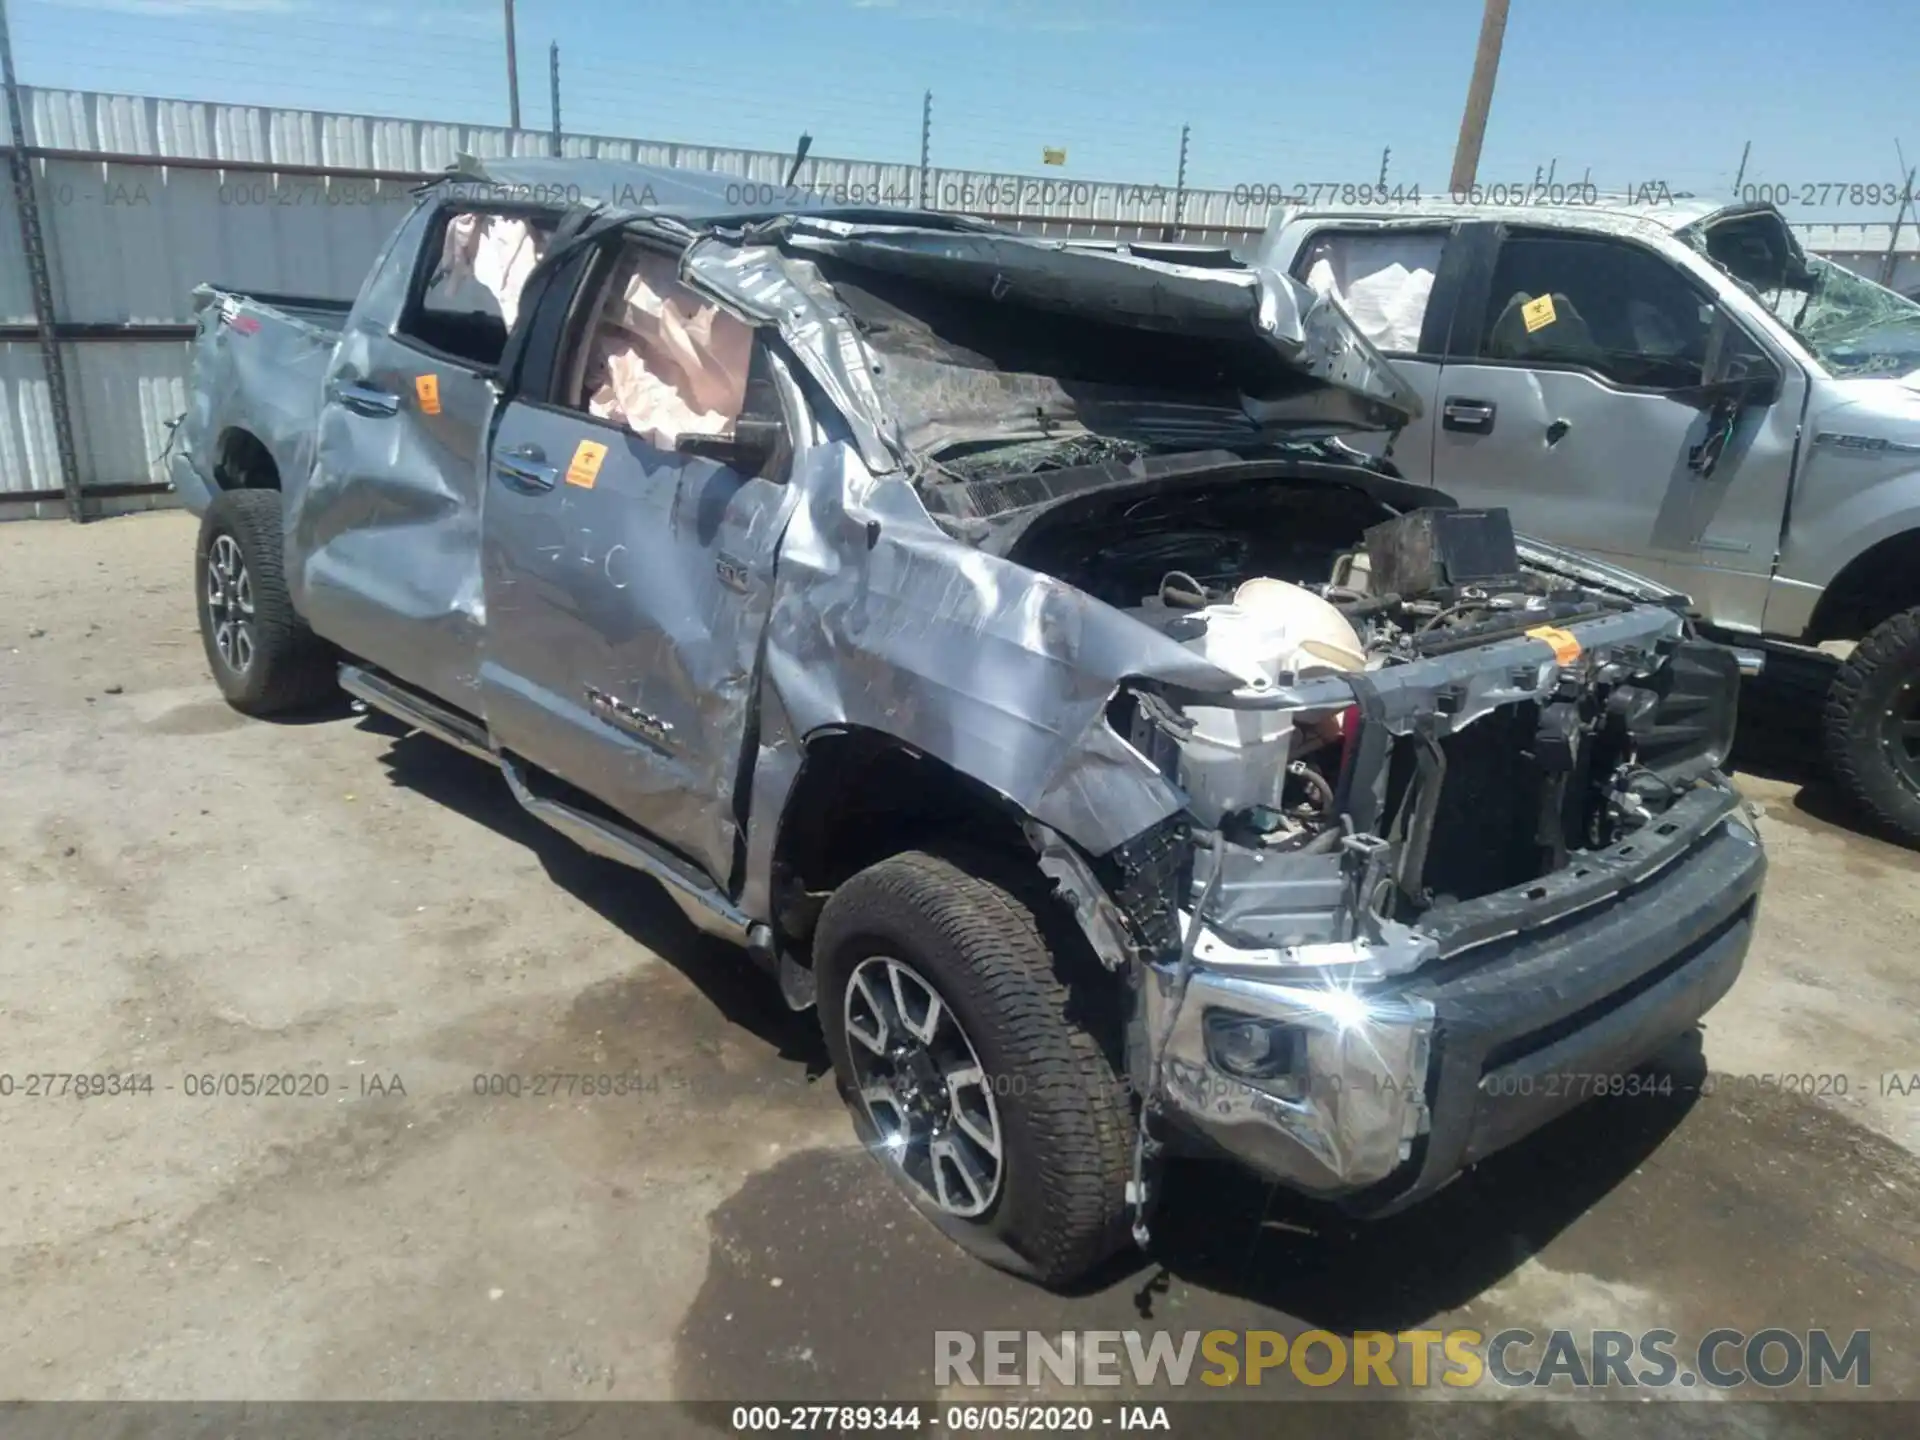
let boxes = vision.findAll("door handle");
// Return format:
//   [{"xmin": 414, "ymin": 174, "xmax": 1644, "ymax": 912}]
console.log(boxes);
[
  {"xmin": 333, "ymin": 381, "xmax": 400, "ymax": 418},
  {"xmin": 1442, "ymin": 397, "xmax": 1497, "ymax": 434},
  {"xmin": 493, "ymin": 444, "xmax": 558, "ymax": 493}
]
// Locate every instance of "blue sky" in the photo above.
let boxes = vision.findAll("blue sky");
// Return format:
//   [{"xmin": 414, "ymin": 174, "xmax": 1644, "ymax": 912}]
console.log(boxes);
[{"xmin": 12, "ymin": 0, "xmax": 1917, "ymax": 218}]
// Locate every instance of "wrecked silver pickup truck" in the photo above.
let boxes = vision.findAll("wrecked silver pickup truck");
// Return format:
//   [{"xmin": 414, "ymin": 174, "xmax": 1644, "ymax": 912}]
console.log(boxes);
[{"xmin": 172, "ymin": 158, "xmax": 1765, "ymax": 1286}]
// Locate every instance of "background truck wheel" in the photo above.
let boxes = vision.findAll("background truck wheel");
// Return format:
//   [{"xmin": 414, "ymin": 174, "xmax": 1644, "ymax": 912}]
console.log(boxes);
[
  {"xmin": 1824, "ymin": 606, "xmax": 1920, "ymax": 846},
  {"xmin": 194, "ymin": 488, "xmax": 336, "ymax": 716},
  {"xmin": 814, "ymin": 848, "xmax": 1136, "ymax": 1287}
]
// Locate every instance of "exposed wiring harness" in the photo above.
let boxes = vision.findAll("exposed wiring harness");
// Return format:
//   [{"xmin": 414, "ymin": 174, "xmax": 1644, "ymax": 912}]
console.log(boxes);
[
  {"xmin": 1127, "ymin": 829, "xmax": 1225, "ymax": 1251},
  {"xmin": 1415, "ymin": 598, "xmax": 1494, "ymax": 634}
]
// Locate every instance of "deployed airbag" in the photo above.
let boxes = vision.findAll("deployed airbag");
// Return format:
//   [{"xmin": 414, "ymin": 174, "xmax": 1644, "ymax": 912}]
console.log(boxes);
[
  {"xmin": 582, "ymin": 250, "xmax": 752, "ymax": 447},
  {"xmin": 1300, "ymin": 231, "xmax": 1440, "ymax": 354},
  {"xmin": 437, "ymin": 213, "xmax": 547, "ymax": 328}
]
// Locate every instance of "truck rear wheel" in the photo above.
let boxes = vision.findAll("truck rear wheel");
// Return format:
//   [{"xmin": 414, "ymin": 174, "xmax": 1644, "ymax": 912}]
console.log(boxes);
[
  {"xmin": 814, "ymin": 848, "xmax": 1135, "ymax": 1287},
  {"xmin": 195, "ymin": 488, "xmax": 336, "ymax": 716},
  {"xmin": 1825, "ymin": 605, "xmax": 1920, "ymax": 846}
]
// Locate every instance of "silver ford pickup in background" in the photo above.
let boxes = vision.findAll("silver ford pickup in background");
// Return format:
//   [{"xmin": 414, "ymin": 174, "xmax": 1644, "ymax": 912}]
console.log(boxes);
[
  {"xmin": 1263, "ymin": 199, "xmax": 1920, "ymax": 844},
  {"xmin": 170, "ymin": 158, "xmax": 1765, "ymax": 1286}
]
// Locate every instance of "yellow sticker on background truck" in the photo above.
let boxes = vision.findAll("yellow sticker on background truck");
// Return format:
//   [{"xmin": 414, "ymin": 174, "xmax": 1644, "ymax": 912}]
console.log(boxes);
[
  {"xmin": 1526, "ymin": 624, "xmax": 1582, "ymax": 664},
  {"xmin": 1521, "ymin": 294, "xmax": 1557, "ymax": 332},
  {"xmin": 565, "ymin": 439, "xmax": 609, "ymax": 489},
  {"xmin": 414, "ymin": 373, "xmax": 441, "ymax": 414}
]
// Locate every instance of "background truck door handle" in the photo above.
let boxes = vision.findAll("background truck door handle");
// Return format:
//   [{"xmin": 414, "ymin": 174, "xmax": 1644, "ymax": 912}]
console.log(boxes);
[
  {"xmin": 494, "ymin": 445, "xmax": 558, "ymax": 493},
  {"xmin": 332, "ymin": 381, "xmax": 399, "ymax": 418},
  {"xmin": 1442, "ymin": 397, "xmax": 1497, "ymax": 434}
]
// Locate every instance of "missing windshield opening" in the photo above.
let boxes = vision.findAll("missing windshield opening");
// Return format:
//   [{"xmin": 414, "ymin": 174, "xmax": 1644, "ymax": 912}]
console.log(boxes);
[
  {"xmin": 786, "ymin": 240, "xmax": 1415, "ymax": 462},
  {"xmin": 812, "ymin": 254, "xmax": 1325, "ymax": 436}
]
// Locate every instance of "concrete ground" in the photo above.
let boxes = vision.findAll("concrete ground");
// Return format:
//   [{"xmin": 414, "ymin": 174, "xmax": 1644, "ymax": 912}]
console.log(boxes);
[{"xmin": 4, "ymin": 511, "xmax": 1920, "ymax": 1432}]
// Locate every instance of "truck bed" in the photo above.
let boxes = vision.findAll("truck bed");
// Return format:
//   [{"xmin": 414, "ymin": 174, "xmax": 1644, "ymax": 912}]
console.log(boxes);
[
  {"xmin": 210, "ymin": 287, "xmax": 354, "ymax": 338},
  {"xmin": 169, "ymin": 285, "xmax": 349, "ymax": 513}
]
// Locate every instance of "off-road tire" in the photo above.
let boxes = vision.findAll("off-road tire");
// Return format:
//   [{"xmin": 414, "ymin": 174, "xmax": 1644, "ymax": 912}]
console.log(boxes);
[
  {"xmin": 1824, "ymin": 606, "xmax": 1920, "ymax": 846},
  {"xmin": 815, "ymin": 847, "xmax": 1135, "ymax": 1287},
  {"xmin": 194, "ymin": 488, "xmax": 336, "ymax": 716}
]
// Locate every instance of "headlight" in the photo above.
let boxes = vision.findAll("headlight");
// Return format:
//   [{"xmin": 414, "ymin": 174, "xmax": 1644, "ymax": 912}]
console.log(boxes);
[{"xmin": 1202, "ymin": 1009, "xmax": 1306, "ymax": 1098}]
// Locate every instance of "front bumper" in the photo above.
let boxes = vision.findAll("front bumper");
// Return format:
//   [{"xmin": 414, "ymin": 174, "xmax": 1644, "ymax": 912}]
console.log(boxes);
[{"xmin": 1145, "ymin": 791, "xmax": 1766, "ymax": 1207}]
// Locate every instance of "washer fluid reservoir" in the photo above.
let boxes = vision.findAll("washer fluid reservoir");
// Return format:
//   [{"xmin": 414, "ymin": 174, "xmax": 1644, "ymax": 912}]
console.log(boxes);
[{"xmin": 1171, "ymin": 579, "xmax": 1365, "ymax": 826}]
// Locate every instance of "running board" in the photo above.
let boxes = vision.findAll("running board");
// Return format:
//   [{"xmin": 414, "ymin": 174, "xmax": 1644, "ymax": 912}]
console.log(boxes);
[
  {"xmin": 339, "ymin": 663, "xmax": 762, "ymax": 950},
  {"xmin": 339, "ymin": 664, "xmax": 496, "ymax": 767},
  {"xmin": 498, "ymin": 754, "xmax": 761, "ymax": 947}
]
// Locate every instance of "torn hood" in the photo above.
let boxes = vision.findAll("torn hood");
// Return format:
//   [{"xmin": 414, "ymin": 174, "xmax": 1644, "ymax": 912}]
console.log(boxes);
[{"xmin": 704, "ymin": 217, "xmax": 1425, "ymax": 465}]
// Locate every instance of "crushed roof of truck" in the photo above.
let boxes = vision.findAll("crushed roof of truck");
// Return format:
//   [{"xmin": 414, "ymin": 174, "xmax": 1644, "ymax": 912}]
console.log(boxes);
[
  {"xmin": 1272, "ymin": 195, "xmax": 1728, "ymax": 230},
  {"xmin": 1252, "ymin": 196, "xmax": 1774, "ymax": 274}
]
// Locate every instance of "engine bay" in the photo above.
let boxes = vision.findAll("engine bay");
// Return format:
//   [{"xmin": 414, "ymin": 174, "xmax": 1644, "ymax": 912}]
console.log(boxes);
[
  {"xmin": 1011, "ymin": 477, "xmax": 1623, "ymax": 666},
  {"xmin": 1006, "ymin": 478, "xmax": 1738, "ymax": 937}
]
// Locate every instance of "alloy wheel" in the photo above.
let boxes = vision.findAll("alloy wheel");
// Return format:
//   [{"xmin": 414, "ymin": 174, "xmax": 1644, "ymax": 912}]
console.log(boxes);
[
  {"xmin": 206, "ymin": 532, "xmax": 255, "ymax": 675},
  {"xmin": 843, "ymin": 955, "xmax": 1004, "ymax": 1218}
]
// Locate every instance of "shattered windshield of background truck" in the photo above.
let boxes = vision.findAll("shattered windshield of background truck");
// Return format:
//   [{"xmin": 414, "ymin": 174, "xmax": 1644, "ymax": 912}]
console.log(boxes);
[
  {"xmin": 1767, "ymin": 256, "xmax": 1920, "ymax": 379},
  {"xmin": 1697, "ymin": 210, "xmax": 1920, "ymax": 379}
]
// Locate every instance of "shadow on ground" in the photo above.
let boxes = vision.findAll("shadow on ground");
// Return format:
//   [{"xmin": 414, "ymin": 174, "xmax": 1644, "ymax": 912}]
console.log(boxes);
[
  {"xmin": 1135, "ymin": 1032, "xmax": 1705, "ymax": 1331},
  {"xmin": 1731, "ymin": 665, "xmax": 1833, "ymax": 793},
  {"xmin": 668, "ymin": 1040, "xmax": 1739, "ymax": 1400},
  {"xmin": 673, "ymin": 1059, "xmax": 1920, "ymax": 1413},
  {"xmin": 1731, "ymin": 664, "xmax": 1920, "ymax": 850},
  {"xmin": 354, "ymin": 712, "xmax": 1693, "ymax": 1343},
  {"xmin": 334, "ymin": 708, "xmax": 1920, "ymax": 1425},
  {"xmin": 364, "ymin": 717, "xmax": 827, "ymax": 1076}
]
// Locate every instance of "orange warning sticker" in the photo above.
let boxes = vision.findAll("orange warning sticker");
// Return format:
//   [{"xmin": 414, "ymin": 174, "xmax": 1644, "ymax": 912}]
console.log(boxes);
[
  {"xmin": 565, "ymin": 439, "xmax": 609, "ymax": 489},
  {"xmin": 1521, "ymin": 294, "xmax": 1557, "ymax": 332},
  {"xmin": 413, "ymin": 373, "xmax": 441, "ymax": 414},
  {"xmin": 1526, "ymin": 624, "xmax": 1582, "ymax": 664}
]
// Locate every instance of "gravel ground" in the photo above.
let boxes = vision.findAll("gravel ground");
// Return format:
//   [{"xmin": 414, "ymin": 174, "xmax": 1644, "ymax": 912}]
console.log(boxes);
[{"xmin": 4, "ymin": 511, "xmax": 1919, "ymax": 1434}]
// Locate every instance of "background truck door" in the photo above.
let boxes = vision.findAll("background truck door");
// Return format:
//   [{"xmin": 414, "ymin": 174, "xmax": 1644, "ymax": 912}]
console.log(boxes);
[
  {"xmin": 1280, "ymin": 220, "xmax": 1462, "ymax": 479},
  {"xmin": 301, "ymin": 199, "xmax": 552, "ymax": 709},
  {"xmin": 1429, "ymin": 226, "xmax": 1801, "ymax": 630},
  {"xmin": 479, "ymin": 238, "xmax": 797, "ymax": 887}
]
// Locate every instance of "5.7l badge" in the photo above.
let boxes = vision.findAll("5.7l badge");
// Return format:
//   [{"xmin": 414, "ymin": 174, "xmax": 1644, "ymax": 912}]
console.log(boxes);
[{"xmin": 584, "ymin": 685, "xmax": 674, "ymax": 749}]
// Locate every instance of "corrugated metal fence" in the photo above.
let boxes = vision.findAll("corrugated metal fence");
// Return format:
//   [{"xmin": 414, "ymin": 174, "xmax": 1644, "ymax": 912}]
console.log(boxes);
[{"xmin": 3, "ymin": 86, "xmax": 1917, "ymax": 517}]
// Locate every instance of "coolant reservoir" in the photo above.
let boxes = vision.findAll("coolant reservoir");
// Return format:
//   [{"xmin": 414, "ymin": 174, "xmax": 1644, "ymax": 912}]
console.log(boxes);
[
  {"xmin": 1231, "ymin": 577, "xmax": 1368, "ymax": 676},
  {"xmin": 1172, "ymin": 579, "xmax": 1365, "ymax": 825}
]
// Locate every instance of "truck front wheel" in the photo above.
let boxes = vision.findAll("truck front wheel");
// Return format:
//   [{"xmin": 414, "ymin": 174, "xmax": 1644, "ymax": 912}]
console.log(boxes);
[
  {"xmin": 1825, "ymin": 605, "xmax": 1920, "ymax": 845},
  {"xmin": 814, "ymin": 848, "xmax": 1136, "ymax": 1287},
  {"xmin": 194, "ymin": 488, "xmax": 336, "ymax": 716}
]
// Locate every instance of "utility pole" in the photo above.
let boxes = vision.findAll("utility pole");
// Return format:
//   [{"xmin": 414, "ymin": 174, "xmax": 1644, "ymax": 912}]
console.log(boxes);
[
  {"xmin": 504, "ymin": 0, "xmax": 521, "ymax": 132},
  {"xmin": 918, "ymin": 90, "xmax": 932, "ymax": 209},
  {"xmin": 1166, "ymin": 122, "xmax": 1189, "ymax": 242},
  {"xmin": 1882, "ymin": 145, "xmax": 1915, "ymax": 288},
  {"xmin": 783, "ymin": 132, "xmax": 813, "ymax": 188},
  {"xmin": 1732, "ymin": 139, "xmax": 1751, "ymax": 195},
  {"xmin": 0, "ymin": 0, "xmax": 83, "ymax": 520},
  {"xmin": 548, "ymin": 41, "xmax": 561, "ymax": 157},
  {"xmin": 1448, "ymin": 0, "xmax": 1510, "ymax": 193}
]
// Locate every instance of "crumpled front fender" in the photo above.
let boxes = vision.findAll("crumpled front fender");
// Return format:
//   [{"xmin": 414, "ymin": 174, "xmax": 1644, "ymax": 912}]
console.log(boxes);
[{"xmin": 761, "ymin": 452, "xmax": 1237, "ymax": 859}]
